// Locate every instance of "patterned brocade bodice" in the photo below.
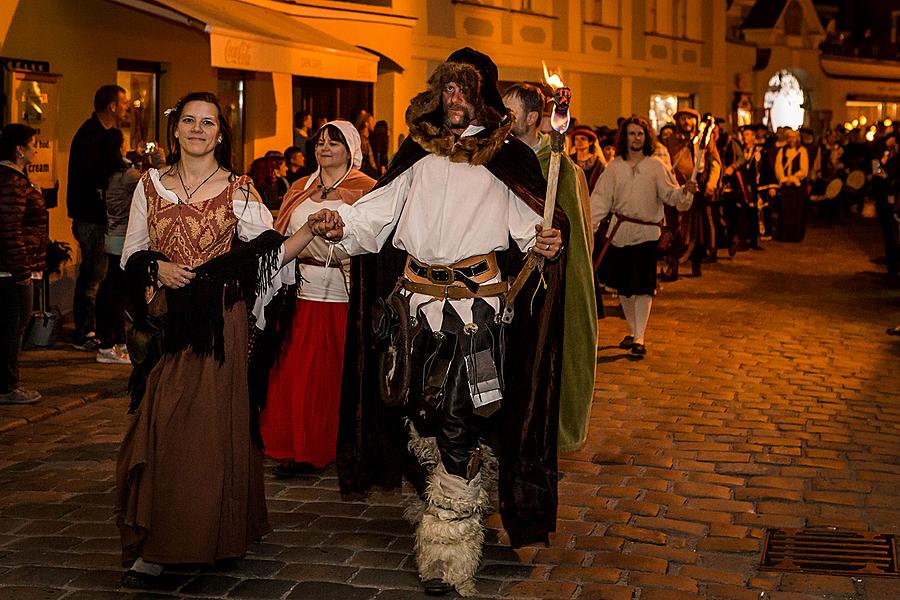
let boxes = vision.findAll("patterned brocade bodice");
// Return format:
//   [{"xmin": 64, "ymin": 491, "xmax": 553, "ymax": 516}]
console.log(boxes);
[{"xmin": 145, "ymin": 175, "xmax": 251, "ymax": 268}]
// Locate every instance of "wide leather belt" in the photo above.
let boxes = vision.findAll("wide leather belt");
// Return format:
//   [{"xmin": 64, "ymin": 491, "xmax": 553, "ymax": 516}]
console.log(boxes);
[
  {"xmin": 298, "ymin": 257, "xmax": 342, "ymax": 269},
  {"xmin": 402, "ymin": 279, "xmax": 509, "ymax": 300},
  {"xmin": 402, "ymin": 253, "xmax": 504, "ymax": 299},
  {"xmin": 407, "ymin": 258, "xmax": 491, "ymax": 283}
]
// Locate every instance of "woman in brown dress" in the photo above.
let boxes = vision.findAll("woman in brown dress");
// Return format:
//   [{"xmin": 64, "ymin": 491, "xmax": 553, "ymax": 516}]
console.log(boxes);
[{"xmin": 115, "ymin": 91, "xmax": 327, "ymax": 588}]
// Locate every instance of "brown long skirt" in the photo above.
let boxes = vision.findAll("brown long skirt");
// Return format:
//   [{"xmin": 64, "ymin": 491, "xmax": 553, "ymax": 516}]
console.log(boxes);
[{"xmin": 115, "ymin": 303, "xmax": 270, "ymax": 565}]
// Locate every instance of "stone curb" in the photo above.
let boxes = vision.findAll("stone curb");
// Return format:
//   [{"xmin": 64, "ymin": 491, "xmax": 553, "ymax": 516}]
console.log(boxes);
[{"xmin": 0, "ymin": 389, "xmax": 122, "ymax": 434}]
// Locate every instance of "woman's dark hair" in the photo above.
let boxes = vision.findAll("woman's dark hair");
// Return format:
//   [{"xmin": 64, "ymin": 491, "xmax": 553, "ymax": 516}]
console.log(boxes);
[
  {"xmin": 165, "ymin": 91, "xmax": 234, "ymax": 174},
  {"xmin": 614, "ymin": 115, "xmax": 656, "ymax": 158},
  {"xmin": 311, "ymin": 124, "xmax": 351, "ymax": 165},
  {"xmin": 98, "ymin": 127, "xmax": 126, "ymax": 183},
  {"xmin": 0, "ymin": 123, "xmax": 37, "ymax": 162}
]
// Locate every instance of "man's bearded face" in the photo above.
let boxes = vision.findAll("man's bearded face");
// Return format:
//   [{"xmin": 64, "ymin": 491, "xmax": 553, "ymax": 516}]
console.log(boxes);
[
  {"xmin": 442, "ymin": 82, "xmax": 476, "ymax": 130},
  {"xmin": 677, "ymin": 113, "xmax": 696, "ymax": 134},
  {"xmin": 627, "ymin": 123, "xmax": 645, "ymax": 154}
]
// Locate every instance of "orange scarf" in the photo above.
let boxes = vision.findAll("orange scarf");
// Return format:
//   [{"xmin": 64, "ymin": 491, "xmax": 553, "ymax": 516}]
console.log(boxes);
[{"xmin": 273, "ymin": 168, "xmax": 376, "ymax": 234}]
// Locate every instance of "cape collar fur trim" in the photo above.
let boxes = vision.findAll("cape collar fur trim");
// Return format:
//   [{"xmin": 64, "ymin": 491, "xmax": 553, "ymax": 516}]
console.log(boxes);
[{"xmin": 405, "ymin": 61, "xmax": 512, "ymax": 166}]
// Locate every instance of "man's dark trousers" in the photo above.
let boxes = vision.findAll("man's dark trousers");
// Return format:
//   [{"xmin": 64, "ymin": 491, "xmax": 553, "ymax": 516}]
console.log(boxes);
[{"xmin": 72, "ymin": 220, "xmax": 107, "ymax": 338}]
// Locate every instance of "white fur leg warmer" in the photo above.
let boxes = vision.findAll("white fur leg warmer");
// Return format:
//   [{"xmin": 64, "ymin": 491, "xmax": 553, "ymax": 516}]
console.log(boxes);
[{"xmin": 415, "ymin": 463, "xmax": 487, "ymax": 597}]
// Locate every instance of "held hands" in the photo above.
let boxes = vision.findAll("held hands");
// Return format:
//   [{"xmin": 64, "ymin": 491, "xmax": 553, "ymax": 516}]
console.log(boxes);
[
  {"xmin": 157, "ymin": 261, "xmax": 196, "ymax": 289},
  {"xmin": 308, "ymin": 208, "xmax": 345, "ymax": 240},
  {"xmin": 533, "ymin": 224, "xmax": 563, "ymax": 260}
]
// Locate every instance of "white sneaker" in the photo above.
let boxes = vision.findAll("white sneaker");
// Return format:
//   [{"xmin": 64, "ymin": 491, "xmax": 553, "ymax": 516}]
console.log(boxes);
[
  {"xmin": 0, "ymin": 388, "xmax": 41, "ymax": 404},
  {"xmin": 96, "ymin": 346, "xmax": 130, "ymax": 365}
]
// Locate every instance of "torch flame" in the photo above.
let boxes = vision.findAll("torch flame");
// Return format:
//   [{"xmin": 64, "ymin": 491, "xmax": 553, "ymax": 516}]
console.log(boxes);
[{"xmin": 542, "ymin": 60, "xmax": 565, "ymax": 90}]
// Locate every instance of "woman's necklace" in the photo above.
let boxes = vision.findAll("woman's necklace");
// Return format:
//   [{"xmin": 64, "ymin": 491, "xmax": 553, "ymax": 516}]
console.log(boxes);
[
  {"xmin": 319, "ymin": 174, "xmax": 338, "ymax": 199},
  {"xmin": 177, "ymin": 165, "xmax": 220, "ymax": 201}
]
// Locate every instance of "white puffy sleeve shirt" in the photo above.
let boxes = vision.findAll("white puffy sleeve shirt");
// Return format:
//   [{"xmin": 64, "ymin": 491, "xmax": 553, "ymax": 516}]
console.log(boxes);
[
  {"xmin": 590, "ymin": 156, "xmax": 692, "ymax": 247},
  {"xmin": 120, "ymin": 169, "xmax": 292, "ymax": 329},
  {"xmin": 333, "ymin": 126, "xmax": 542, "ymax": 327}
]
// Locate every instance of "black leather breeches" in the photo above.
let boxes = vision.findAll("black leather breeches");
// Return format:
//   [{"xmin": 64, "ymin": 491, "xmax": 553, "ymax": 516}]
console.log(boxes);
[{"xmin": 406, "ymin": 298, "xmax": 501, "ymax": 479}]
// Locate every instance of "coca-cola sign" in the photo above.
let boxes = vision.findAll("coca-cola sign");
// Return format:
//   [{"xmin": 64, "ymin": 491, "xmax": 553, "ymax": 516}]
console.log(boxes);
[{"xmin": 224, "ymin": 39, "xmax": 251, "ymax": 66}]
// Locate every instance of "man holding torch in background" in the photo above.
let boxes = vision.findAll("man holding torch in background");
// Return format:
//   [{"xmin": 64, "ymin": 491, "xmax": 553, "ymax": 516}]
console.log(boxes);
[
  {"xmin": 308, "ymin": 48, "xmax": 590, "ymax": 596},
  {"xmin": 662, "ymin": 108, "xmax": 721, "ymax": 279}
]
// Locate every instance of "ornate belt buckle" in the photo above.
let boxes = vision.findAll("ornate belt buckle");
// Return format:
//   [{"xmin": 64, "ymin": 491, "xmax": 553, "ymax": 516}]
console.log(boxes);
[{"xmin": 426, "ymin": 264, "xmax": 454, "ymax": 284}]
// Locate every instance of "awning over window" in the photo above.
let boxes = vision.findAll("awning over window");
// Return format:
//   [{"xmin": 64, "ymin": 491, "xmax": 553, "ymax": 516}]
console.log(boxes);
[{"xmin": 108, "ymin": 0, "xmax": 379, "ymax": 82}]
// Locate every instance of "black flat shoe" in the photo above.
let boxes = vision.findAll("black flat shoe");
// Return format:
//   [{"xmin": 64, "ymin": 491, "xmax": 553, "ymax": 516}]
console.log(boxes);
[
  {"xmin": 121, "ymin": 569, "xmax": 160, "ymax": 590},
  {"xmin": 272, "ymin": 461, "xmax": 316, "ymax": 479},
  {"xmin": 631, "ymin": 343, "xmax": 647, "ymax": 356},
  {"xmin": 424, "ymin": 579, "xmax": 454, "ymax": 596},
  {"xmin": 618, "ymin": 335, "xmax": 634, "ymax": 349}
]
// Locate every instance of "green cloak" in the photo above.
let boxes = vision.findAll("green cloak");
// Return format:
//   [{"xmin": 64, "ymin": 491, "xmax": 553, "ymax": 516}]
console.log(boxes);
[{"xmin": 536, "ymin": 135, "xmax": 598, "ymax": 452}]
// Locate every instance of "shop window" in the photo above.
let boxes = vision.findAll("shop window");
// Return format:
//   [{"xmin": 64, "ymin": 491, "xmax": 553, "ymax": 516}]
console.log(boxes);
[
  {"xmin": 218, "ymin": 71, "xmax": 246, "ymax": 174},
  {"xmin": 845, "ymin": 101, "xmax": 899, "ymax": 124},
  {"xmin": 649, "ymin": 93, "xmax": 693, "ymax": 132},
  {"xmin": 733, "ymin": 93, "xmax": 753, "ymax": 128},
  {"xmin": 292, "ymin": 76, "xmax": 373, "ymax": 130},
  {"xmin": 763, "ymin": 70, "xmax": 805, "ymax": 131},
  {"xmin": 116, "ymin": 60, "xmax": 160, "ymax": 153}
]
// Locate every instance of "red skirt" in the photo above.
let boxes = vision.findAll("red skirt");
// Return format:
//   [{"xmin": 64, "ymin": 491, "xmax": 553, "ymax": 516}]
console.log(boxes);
[{"xmin": 260, "ymin": 298, "xmax": 348, "ymax": 467}]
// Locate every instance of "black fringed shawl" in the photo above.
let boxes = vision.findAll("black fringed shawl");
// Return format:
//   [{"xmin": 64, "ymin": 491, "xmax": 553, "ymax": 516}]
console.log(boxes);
[
  {"xmin": 336, "ymin": 133, "xmax": 570, "ymax": 548},
  {"xmin": 123, "ymin": 230, "xmax": 291, "ymax": 439}
]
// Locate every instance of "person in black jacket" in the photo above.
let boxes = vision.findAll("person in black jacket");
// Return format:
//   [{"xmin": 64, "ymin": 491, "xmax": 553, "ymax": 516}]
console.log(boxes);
[
  {"xmin": 67, "ymin": 84, "xmax": 128, "ymax": 350},
  {"xmin": 0, "ymin": 124, "xmax": 48, "ymax": 405}
]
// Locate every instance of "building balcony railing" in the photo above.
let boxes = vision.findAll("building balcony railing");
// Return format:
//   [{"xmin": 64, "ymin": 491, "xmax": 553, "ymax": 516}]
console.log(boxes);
[{"xmin": 819, "ymin": 38, "xmax": 900, "ymax": 63}]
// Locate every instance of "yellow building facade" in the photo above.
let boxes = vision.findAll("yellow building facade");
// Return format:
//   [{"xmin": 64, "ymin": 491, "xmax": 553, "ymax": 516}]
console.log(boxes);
[{"xmin": 2, "ymin": 0, "xmax": 897, "ymax": 310}]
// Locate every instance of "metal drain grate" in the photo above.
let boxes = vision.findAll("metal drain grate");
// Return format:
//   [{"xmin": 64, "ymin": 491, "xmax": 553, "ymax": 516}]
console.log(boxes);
[{"xmin": 761, "ymin": 529, "xmax": 898, "ymax": 576}]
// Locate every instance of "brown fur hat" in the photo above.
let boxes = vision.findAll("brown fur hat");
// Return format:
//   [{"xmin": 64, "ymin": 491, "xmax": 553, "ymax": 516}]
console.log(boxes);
[{"xmin": 405, "ymin": 51, "xmax": 512, "ymax": 165}]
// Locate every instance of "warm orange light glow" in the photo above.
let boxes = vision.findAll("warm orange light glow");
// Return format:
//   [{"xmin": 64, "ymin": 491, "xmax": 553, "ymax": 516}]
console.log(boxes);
[
  {"xmin": 885, "ymin": 119, "xmax": 893, "ymax": 127},
  {"xmin": 852, "ymin": 119, "xmax": 859, "ymax": 127},
  {"xmin": 843, "ymin": 122, "xmax": 853, "ymax": 130},
  {"xmin": 542, "ymin": 61, "xmax": 565, "ymax": 90},
  {"xmin": 866, "ymin": 130, "xmax": 876, "ymax": 142},
  {"xmin": 859, "ymin": 115, "xmax": 867, "ymax": 126}
]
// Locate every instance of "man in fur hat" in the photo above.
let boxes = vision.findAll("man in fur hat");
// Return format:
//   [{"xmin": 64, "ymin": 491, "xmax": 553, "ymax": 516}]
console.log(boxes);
[
  {"xmin": 661, "ymin": 108, "xmax": 721, "ymax": 279},
  {"xmin": 310, "ymin": 48, "xmax": 579, "ymax": 596}
]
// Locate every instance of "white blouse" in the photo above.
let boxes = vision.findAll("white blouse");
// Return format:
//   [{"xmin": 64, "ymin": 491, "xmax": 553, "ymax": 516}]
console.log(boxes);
[
  {"xmin": 120, "ymin": 169, "xmax": 291, "ymax": 329},
  {"xmin": 591, "ymin": 156, "xmax": 692, "ymax": 247},
  {"xmin": 287, "ymin": 197, "xmax": 349, "ymax": 303},
  {"xmin": 334, "ymin": 125, "xmax": 542, "ymax": 328}
]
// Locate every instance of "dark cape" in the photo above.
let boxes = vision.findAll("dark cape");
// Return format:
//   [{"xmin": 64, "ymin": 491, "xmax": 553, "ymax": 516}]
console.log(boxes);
[{"xmin": 335, "ymin": 129, "xmax": 570, "ymax": 548}]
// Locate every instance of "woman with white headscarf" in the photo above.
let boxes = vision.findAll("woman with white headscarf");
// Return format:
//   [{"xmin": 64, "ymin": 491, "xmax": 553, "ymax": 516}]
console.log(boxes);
[{"xmin": 261, "ymin": 120, "xmax": 377, "ymax": 478}]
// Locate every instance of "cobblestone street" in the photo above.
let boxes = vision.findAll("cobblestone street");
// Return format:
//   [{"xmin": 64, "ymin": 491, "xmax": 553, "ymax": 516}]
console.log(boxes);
[{"xmin": 0, "ymin": 217, "xmax": 898, "ymax": 600}]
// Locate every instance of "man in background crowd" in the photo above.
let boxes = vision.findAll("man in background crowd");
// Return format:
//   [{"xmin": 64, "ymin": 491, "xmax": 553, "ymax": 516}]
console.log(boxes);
[{"xmin": 67, "ymin": 84, "xmax": 128, "ymax": 351}]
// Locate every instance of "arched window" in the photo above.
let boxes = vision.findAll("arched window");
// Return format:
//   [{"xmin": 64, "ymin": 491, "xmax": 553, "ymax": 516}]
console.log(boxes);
[
  {"xmin": 784, "ymin": 1, "xmax": 804, "ymax": 35},
  {"xmin": 763, "ymin": 70, "xmax": 805, "ymax": 130}
]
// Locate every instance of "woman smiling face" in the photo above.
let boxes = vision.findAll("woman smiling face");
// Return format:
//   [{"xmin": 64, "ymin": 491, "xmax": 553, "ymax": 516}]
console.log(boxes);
[
  {"xmin": 315, "ymin": 128, "xmax": 350, "ymax": 171},
  {"xmin": 175, "ymin": 100, "xmax": 220, "ymax": 158}
]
